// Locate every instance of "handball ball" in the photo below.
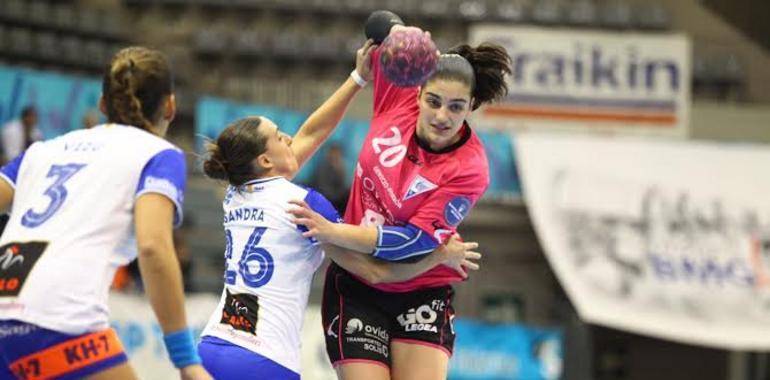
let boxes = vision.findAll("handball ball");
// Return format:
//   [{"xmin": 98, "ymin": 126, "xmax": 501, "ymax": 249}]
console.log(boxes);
[{"xmin": 380, "ymin": 29, "xmax": 438, "ymax": 87}]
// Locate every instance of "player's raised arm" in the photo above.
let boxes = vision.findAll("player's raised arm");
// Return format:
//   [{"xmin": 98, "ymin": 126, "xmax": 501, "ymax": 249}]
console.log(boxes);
[{"xmin": 290, "ymin": 39, "xmax": 377, "ymax": 170}]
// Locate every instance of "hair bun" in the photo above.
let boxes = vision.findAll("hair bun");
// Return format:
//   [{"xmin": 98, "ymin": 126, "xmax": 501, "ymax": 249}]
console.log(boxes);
[{"xmin": 202, "ymin": 142, "xmax": 229, "ymax": 181}]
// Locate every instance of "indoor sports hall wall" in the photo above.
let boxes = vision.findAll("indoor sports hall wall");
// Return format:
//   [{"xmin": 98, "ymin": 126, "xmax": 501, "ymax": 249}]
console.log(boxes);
[{"xmin": 0, "ymin": 64, "xmax": 102, "ymax": 137}]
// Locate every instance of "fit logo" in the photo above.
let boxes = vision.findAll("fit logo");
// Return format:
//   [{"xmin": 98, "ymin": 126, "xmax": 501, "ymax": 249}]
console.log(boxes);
[{"xmin": 397, "ymin": 304, "xmax": 439, "ymax": 333}]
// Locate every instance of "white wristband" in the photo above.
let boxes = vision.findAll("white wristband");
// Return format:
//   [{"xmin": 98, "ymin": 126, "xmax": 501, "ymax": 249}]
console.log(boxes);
[{"xmin": 350, "ymin": 70, "xmax": 368, "ymax": 88}]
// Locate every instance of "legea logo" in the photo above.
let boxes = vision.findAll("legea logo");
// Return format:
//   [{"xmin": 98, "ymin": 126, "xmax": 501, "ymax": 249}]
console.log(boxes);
[{"xmin": 397, "ymin": 304, "xmax": 439, "ymax": 333}]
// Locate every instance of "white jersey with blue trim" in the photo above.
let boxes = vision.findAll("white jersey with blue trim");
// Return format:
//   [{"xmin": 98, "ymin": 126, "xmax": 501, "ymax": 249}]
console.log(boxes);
[
  {"xmin": 0, "ymin": 124, "xmax": 186, "ymax": 335},
  {"xmin": 201, "ymin": 177, "xmax": 341, "ymax": 374}
]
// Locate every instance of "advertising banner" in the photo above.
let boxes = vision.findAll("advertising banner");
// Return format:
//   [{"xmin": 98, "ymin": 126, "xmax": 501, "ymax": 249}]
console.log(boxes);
[
  {"xmin": 517, "ymin": 133, "xmax": 770, "ymax": 349},
  {"xmin": 469, "ymin": 26, "xmax": 690, "ymax": 138}
]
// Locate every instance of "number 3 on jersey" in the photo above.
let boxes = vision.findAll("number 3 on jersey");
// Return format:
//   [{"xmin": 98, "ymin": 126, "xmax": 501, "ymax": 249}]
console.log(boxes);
[
  {"xmin": 21, "ymin": 163, "xmax": 87, "ymax": 228},
  {"xmin": 372, "ymin": 127, "xmax": 406, "ymax": 168},
  {"xmin": 224, "ymin": 226, "xmax": 275, "ymax": 288}
]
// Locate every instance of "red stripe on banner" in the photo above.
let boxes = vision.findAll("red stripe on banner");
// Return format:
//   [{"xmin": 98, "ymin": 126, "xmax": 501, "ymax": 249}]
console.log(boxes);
[{"xmin": 483, "ymin": 105, "xmax": 677, "ymax": 125}]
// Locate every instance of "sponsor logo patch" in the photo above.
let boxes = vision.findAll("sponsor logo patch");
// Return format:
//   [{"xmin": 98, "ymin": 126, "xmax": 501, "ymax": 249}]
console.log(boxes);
[
  {"xmin": 444, "ymin": 196, "xmax": 472, "ymax": 226},
  {"xmin": 403, "ymin": 175, "xmax": 437, "ymax": 201}
]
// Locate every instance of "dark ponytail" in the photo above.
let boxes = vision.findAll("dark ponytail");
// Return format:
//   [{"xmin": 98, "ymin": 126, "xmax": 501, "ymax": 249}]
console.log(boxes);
[
  {"xmin": 102, "ymin": 46, "xmax": 173, "ymax": 133},
  {"xmin": 201, "ymin": 143, "xmax": 229, "ymax": 182},
  {"xmin": 202, "ymin": 117, "xmax": 268, "ymax": 187},
  {"xmin": 428, "ymin": 43, "xmax": 512, "ymax": 111}
]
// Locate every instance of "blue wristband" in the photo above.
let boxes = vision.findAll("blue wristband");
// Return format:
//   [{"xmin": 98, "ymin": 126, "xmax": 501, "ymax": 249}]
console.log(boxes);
[{"xmin": 163, "ymin": 328, "xmax": 202, "ymax": 368}]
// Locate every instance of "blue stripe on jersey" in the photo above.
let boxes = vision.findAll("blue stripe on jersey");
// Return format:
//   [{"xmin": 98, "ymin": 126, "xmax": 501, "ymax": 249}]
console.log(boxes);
[
  {"xmin": 135, "ymin": 148, "xmax": 186, "ymax": 227},
  {"xmin": 0, "ymin": 151, "xmax": 26, "ymax": 187},
  {"xmin": 299, "ymin": 188, "xmax": 342, "ymax": 244},
  {"xmin": 304, "ymin": 189, "xmax": 342, "ymax": 223},
  {"xmin": 373, "ymin": 223, "xmax": 439, "ymax": 262}
]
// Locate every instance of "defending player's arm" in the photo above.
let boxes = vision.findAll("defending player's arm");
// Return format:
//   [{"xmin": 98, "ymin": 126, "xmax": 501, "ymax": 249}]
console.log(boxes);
[
  {"xmin": 289, "ymin": 200, "xmax": 440, "ymax": 262},
  {"xmin": 290, "ymin": 40, "xmax": 377, "ymax": 170},
  {"xmin": 0, "ymin": 151, "xmax": 23, "ymax": 212},
  {"xmin": 289, "ymin": 169, "xmax": 486, "ymax": 262},
  {"xmin": 324, "ymin": 236, "xmax": 481, "ymax": 284},
  {"xmin": 295, "ymin": 191, "xmax": 480, "ymax": 280}
]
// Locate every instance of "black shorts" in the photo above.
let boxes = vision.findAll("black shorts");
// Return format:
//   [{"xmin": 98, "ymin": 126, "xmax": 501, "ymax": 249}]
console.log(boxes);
[{"xmin": 321, "ymin": 263, "xmax": 455, "ymax": 368}]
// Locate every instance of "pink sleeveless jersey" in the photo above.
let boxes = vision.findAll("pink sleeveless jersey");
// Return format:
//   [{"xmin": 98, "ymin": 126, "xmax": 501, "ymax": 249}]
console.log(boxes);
[{"xmin": 344, "ymin": 47, "xmax": 490, "ymax": 292}]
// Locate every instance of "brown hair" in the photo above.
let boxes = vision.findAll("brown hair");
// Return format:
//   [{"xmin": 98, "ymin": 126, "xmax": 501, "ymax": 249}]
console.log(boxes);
[
  {"xmin": 202, "ymin": 117, "xmax": 268, "ymax": 187},
  {"xmin": 427, "ymin": 43, "xmax": 512, "ymax": 111},
  {"xmin": 102, "ymin": 47, "xmax": 173, "ymax": 133}
]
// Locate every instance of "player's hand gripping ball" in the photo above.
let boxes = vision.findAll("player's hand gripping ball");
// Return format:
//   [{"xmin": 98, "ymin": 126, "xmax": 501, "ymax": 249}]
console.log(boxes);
[{"xmin": 380, "ymin": 28, "xmax": 438, "ymax": 87}]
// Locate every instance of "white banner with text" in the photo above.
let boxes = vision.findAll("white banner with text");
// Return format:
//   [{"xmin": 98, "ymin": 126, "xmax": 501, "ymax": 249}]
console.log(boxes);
[{"xmin": 517, "ymin": 134, "xmax": 770, "ymax": 349}]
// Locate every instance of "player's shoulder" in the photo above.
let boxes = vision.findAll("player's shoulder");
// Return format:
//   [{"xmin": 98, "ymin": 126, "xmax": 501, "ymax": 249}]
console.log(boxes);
[
  {"xmin": 280, "ymin": 182, "xmax": 335, "ymax": 212},
  {"xmin": 124, "ymin": 125, "xmax": 180, "ymax": 151},
  {"xmin": 247, "ymin": 177, "xmax": 310, "ymax": 202},
  {"xmin": 299, "ymin": 186, "xmax": 343, "ymax": 223},
  {"xmin": 456, "ymin": 129, "xmax": 489, "ymax": 170},
  {"xmin": 437, "ymin": 129, "xmax": 489, "ymax": 191},
  {"xmin": 102, "ymin": 126, "xmax": 182, "ymax": 168},
  {"xmin": 301, "ymin": 186, "xmax": 333, "ymax": 206}
]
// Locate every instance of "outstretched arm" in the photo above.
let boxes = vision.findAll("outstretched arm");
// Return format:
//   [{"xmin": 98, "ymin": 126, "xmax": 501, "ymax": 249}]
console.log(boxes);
[{"xmin": 290, "ymin": 40, "xmax": 377, "ymax": 170}]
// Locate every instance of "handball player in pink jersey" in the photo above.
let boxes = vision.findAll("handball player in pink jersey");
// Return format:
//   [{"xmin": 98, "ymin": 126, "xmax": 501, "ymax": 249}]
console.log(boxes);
[{"xmin": 289, "ymin": 10, "xmax": 512, "ymax": 380}]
